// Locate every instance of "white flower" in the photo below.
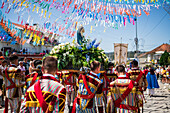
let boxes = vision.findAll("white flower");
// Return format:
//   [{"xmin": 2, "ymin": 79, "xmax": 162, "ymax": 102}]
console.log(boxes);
[
  {"xmin": 101, "ymin": 51, "xmax": 104, "ymax": 54},
  {"xmin": 50, "ymin": 51, "xmax": 53, "ymax": 54},
  {"xmin": 54, "ymin": 49, "xmax": 59, "ymax": 53},
  {"xmin": 65, "ymin": 42, "xmax": 70, "ymax": 45},
  {"xmin": 97, "ymin": 47, "xmax": 101, "ymax": 50},
  {"xmin": 54, "ymin": 46, "xmax": 58, "ymax": 50},
  {"xmin": 70, "ymin": 43, "xmax": 75, "ymax": 48},
  {"xmin": 63, "ymin": 53, "xmax": 66, "ymax": 56},
  {"xmin": 66, "ymin": 52, "xmax": 69, "ymax": 55},
  {"xmin": 59, "ymin": 43, "xmax": 65, "ymax": 47}
]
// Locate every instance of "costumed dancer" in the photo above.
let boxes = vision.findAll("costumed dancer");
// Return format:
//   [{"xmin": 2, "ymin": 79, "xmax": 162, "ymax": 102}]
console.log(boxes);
[
  {"xmin": 0, "ymin": 60, "xmax": 7, "ymax": 108},
  {"xmin": 62, "ymin": 70, "xmax": 77, "ymax": 113},
  {"xmin": 24, "ymin": 60, "xmax": 43, "ymax": 93},
  {"xmin": 72, "ymin": 61, "xmax": 104, "ymax": 113},
  {"xmin": 143, "ymin": 67, "xmax": 149, "ymax": 77},
  {"xmin": 146, "ymin": 68, "xmax": 159, "ymax": 97},
  {"xmin": 101, "ymin": 62, "xmax": 117, "ymax": 104},
  {"xmin": 107, "ymin": 65, "xmax": 140, "ymax": 113},
  {"xmin": 77, "ymin": 26, "xmax": 85, "ymax": 45},
  {"xmin": 127, "ymin": 60, "xmax": 148, "ymax": 112},
  {"xmin": 20, "ymin": 56, "xmax": 66, "ymax": 113},
  {"xmin": 4, "ymin": 55, "xmax": 24, "ymax": 113}
]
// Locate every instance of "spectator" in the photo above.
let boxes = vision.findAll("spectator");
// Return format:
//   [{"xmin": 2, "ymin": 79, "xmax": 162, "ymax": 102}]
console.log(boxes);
[
  {"xmin": 155, "ymin": 66, "xmax": 161, "ymax": 79},
  {"xmin": 23, "ymin": 57, "xmax": 29, "ymax": 75},
  {"xmin": 18, "ymin": 61, "xmax": 26, "ymax": 80},
  {"xmin": 146, "ymin": 68, "xmax": 159, "ymax": 97},
  {"xmin": 161, "ymin": 67, "xmax": 166, "ymax": 83},
  {"xmin": 18, "ymin": 61, "xmax": 26, "ymax": 94},
  {"xmin": 29, "ymin": 61, "xmax": 35, "ymax": 74}
]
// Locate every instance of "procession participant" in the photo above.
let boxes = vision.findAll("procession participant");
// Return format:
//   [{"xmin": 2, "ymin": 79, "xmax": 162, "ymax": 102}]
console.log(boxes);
[
  {"xmin": 33, "ymin": 60, "xmax": 42, "ymax": 74},
  {"xmin": 101, "ymin": 62, "xmax": 117, "ymax": 104},
  {"xmin": 107, "ymin": 65, "xmax": 140, "ymax": 113},
  {"xmin": 146, "ymin": 68, "xmax": 159, "ymax": 97},
  {"xmin": 62, "ymin": 70, "xmax": 77, "ymax": 113},
  {"xmin": 72, "ymin": 61, "xmax": 104, "ymax": 113},
  {"xmin": 143, "ymin": 66, "xmax": 149, "ymax": 77},
  {"xmin": 24, "ymin": 60, "xmax": 43, "ymax": 93},
  {"xmin": 77, "ymin": 26, "xmax": 85, "ymax": 45},
  {"xmin": 20, "ymin": 56, "xmax": 66, "ymax": 113},
  {"xmin": 127, "ymin": 60, "xmax": 147, "ymax": 110},
  {"xmin": 4, "ymin": 55, "xmax": 23, "ymax": 113},
  {"xmin": 0, "ymin": 60, "xmax": 7, "ymax": 108}
]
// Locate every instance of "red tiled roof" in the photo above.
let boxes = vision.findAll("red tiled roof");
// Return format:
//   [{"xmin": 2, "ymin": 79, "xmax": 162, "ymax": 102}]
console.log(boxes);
[{"xmin": 138, "ymin": 44, "xmax": 170, "ymax": 58}]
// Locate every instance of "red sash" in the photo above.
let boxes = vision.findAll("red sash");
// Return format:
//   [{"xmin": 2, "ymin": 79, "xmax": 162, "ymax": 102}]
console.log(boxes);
[
  {"xmin": 64, "ymin": 72, "xmax": 76, "ymax": 86},
  {"xmin": 34, "ymin": 80, "xmax": 57, "ymax": 113},
  {"xmin": 72, "ymin": 74, "xmax": 96, "ymax": 113},
  {"xmin": 135, "ymin": 71, "xmax": 143, "ymax": 83},
  {"xmin": 114, "ymin": 80, "xmax": 134, "ymax": 106},
  {"xmin": 34, "ymin": 80, "xmax": 48, "ymax": 112},
  {"xmin": 104, "ymin": 72, "xmax": 111, "ymax": 83},
  {"xmin": 41, "ymin": 76, "xmax": 59, "ymax": 82},
  {"xmin": 4, "ymin": 68, "xmax": 18, "ymax": 113},
  {"xmin": 118, "ymin": 104, "xmax": 138, "ymax": 111},
  {"xmin": 29, "ymin": 73, "xmax": 38, "ymax": 87},
  {"xmin": 5, "ymin": 68, "xmax": 16, "ymax": 90}
]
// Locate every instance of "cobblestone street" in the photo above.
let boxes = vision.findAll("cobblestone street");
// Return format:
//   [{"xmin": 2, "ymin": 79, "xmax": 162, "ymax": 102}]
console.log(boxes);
[{"xmin": 0, "ymin": 80, "xmax": 169, "ymax": 113}]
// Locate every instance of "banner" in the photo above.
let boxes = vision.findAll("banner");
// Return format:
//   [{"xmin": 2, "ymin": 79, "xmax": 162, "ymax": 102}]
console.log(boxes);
[{"xmin": 114, "ymin": 43, "xmax": 128, "ymax": 65}]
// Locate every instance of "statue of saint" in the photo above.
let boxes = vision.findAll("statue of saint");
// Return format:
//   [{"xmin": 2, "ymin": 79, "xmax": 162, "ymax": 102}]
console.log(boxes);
[{"xmin": 77, "ymin": 26, "xmax": 85, "ymax": 45}]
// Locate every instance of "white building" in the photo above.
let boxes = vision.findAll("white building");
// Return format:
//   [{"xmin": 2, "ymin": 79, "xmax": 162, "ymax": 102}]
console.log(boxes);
[
  {"xmin": 138, "ymin": 44, "xmax": 170, "ymax": 67},
  {"xmin": 0, "ymin": 22, "xmax": 61, "ymax": 57}
]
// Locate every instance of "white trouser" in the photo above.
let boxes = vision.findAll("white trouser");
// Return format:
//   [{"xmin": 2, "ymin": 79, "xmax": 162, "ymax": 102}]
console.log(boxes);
[{"xmin": 147, "ymin": 89, "xmax": 154, "ymax": 95}]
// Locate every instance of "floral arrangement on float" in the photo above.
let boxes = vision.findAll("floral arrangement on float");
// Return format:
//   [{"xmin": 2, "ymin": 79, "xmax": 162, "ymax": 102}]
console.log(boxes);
[{"xmin": 47, "ymin": 39, "xmax": 108, "ymax": 70}]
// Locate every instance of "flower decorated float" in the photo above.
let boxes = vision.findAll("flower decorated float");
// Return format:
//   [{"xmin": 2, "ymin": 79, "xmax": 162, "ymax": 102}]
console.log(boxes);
[{"xmin": 48, "ymin": 39, "xmax": 109, "ymax": 71}]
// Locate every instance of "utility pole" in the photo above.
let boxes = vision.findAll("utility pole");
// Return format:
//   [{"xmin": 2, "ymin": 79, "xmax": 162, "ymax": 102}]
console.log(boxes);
[
  {"xmin": 134, "ymin": 17, "xmax": 138, "ymax": 53},
  {"xmin": 134, "ymin": 17, "xmax": 139, "ymax": 59}
]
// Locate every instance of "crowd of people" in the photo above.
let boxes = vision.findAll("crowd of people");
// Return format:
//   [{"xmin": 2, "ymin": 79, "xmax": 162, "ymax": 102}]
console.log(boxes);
[{"xmin": 0, "ymin": 54, "xmax": 169, "ymax": 113}]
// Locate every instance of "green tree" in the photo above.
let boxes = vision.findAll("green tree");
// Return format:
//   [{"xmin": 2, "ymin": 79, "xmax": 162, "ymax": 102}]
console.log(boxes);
[
  {"xmin": 168, "ymin": 56, "xmax": 170, "ymax": 65},
  {"xmin": 159, "ymin": 50, "xmax": 170, "ymax": 66}
]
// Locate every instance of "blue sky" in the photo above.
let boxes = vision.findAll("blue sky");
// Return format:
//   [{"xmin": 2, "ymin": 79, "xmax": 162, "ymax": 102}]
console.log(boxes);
[{"xmin": 0, "ymin": 0, "xmax": 170, "ymax": 52}]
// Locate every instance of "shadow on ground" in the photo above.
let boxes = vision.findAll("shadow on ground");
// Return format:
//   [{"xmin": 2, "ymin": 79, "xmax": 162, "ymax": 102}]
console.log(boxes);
[{"xmin": 150, "ymin": 95, "xmax": 168, "ymax": 98}]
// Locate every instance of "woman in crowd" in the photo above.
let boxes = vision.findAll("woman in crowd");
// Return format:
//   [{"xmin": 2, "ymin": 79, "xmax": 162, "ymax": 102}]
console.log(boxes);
[
  {"xmin": 146, "ymin": 68, "xmax": 159, "ymax": 97},
  {"xmin": 29, "ymin": 61, "xmax": 35, "ymax": 74}
]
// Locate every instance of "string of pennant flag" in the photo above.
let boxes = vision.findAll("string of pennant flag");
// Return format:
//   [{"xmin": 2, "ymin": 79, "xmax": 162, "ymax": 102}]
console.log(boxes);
[{"xmin": 0, "ymin": 0, "xmax": 167, "ymax": 46}]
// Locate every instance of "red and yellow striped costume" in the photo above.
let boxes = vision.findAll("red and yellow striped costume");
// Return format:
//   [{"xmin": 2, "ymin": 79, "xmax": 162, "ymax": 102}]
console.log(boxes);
[
  {"xmin": 72, "ymin": 72, "xmax": 104, "ymax": 113},
  {"xmin": 61, "ymin": 71, "xmax": 77, "ymax": 108},
  {"xmin": 127, "ymin": 68, "xmax": 148, "ymax": 107},
  {"xmin": 20, "ymin": 74, "xmax": 66, "ymax": 113},
  {"xmin": 4, "ymin": 64, "xmax": 23, "ymax": 113},
  {"xmin": 107, "ymin": 75, "xmax": 141, "ymax": 113},
  {"xmin": 100, "ymin": 68, "xmax": 118, "ymax": 104}
]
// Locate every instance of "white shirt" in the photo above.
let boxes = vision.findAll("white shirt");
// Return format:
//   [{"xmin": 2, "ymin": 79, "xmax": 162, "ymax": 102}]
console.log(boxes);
[
  {"xmin": 43, "ymin": 74, "xmax": 54, "ymax": 77},
  {"xmin": 119, "ymin": 74, "xmax": 127, "ymax": 77},
  {"xmin": 156, "ymin": 68, "xmax": 160, "ymax": 74},
  {"xmin": 0, "ymin": 65, "xmax": 6, "ymax": 79},
  {"xmin": 18, "ymin": 65, "xmax": 26, "ymax": 75}
]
